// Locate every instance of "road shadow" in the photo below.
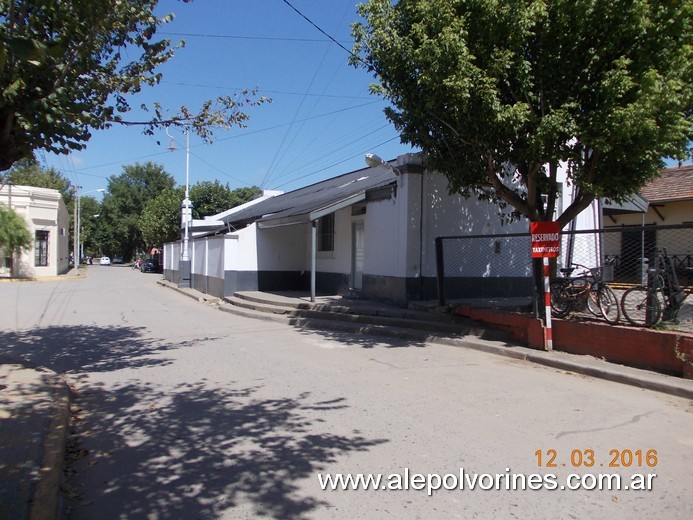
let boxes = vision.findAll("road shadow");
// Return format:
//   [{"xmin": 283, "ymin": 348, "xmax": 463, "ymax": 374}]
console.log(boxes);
[
  {"xmin": 0, "ymin": 325, "xmax": 206, "ymax": 374},
  {"xmin": 66, "ymin": 381, "xmax": 387, "ymax": 519},
  {"xmin": 288, "ymin": 318, "xmax": 430, "ymax": 349},
  {"xmin": 284, "ymin": 315, "xmax": 515, "ymax": 351}
]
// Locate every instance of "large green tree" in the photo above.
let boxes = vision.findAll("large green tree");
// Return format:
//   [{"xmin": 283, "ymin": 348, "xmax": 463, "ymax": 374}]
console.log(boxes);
[
  {"xmin": 78, "ymin": 195, "xmax": 102, "ymax": 258},
  {"xmin": 0, "ymin": 0, "xmax": 269, "ymax": 172},
  {"xmin": 100, "ymin": 162, "xmax": 175, "ymax": 259},
  {"xmin": 139, "ymin": 186, "xmax": 184, "ymax": 250},
  {"xmin": 352, "ymin": 0, "xmax": 692, "ymax": 227},
  {"xmin": 190, "ymin": 181, "xmax": 261, "ymax": 219}
]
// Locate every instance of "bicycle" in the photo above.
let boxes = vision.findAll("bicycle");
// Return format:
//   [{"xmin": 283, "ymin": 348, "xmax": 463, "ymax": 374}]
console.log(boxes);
[
  {"xmin": 621, "ymin": 249, "xmax": 688, "ymax": 327},
  {"xmin": 550, "ymin": 263, "xmax": 620, "ymax": 324}
]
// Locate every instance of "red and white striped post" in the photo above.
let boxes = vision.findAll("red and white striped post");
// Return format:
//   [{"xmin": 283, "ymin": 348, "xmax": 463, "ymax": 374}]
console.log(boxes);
[
  {"xmin": 542, "ymin": 257, "xmax": 553, "ymax": 351},
  {"xmin": 530, "ymin": 222, "xmax": 560, "ymax": 352}
]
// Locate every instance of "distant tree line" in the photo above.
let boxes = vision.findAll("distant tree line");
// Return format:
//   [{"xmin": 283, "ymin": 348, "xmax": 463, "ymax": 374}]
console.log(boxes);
[{"xmin": 2, "ymin": 158, "xmax": 261, "ymax": 263}]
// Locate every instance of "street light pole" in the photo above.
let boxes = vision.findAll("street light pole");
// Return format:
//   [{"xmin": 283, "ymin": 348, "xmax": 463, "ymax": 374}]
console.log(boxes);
[
  {"xmin": 182, "ymin": 129, "xmax": 191, "ymax": 262},
  {"xmin": 166, "ymin": 126, "xmax": 192, "ymax": 288},
  {"xmin": 73, "ymin": 186, "xmax": 80, "ymax": 266},
  {"xmin": 75, "ymin": 188, "xmax": 105, "ymax": 266}
]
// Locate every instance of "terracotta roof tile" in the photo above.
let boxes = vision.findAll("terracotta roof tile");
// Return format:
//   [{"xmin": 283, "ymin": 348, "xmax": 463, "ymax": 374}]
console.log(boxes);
[{"xmin": 639, "ymin": 164, "xmax": 693, "ymax": 202}]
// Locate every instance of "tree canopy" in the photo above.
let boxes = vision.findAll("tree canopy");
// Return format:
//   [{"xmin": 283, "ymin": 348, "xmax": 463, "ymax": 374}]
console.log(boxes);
[
  {"xmin": 139, "ymin": 186, "xmax": 185, "ymax": 250},
  {"xmin": 0, "ymin": 0, "xmax": 269, "ymax": 171},
  {"xmin": 99, "ymin": 162, "xmax": 175, "ymax": 259},
  {"xmin": 139, "ymin": 181, "xmax": 262, "ymax": 250},
  {"xmin": 190, "ymin": 181, "xmax": 261, "ymax": 219},
  {"xmin": 352, "ymin": 0, "xmax": 693, "ymax": 227}
]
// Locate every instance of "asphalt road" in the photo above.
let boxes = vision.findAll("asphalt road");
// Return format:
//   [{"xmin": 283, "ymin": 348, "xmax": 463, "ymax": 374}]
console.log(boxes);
[{"xmin": 1, "ymin": 265, "xmax": 691, "ymax": 519}]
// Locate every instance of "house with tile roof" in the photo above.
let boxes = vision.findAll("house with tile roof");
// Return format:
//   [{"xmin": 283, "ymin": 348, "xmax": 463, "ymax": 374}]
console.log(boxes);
[
  {"xmin": 602, "ymin": 164, "xmax": 693, "ymax": 227},
  {"xmin": 639, "ymin": 164, "xmax": 693, "ymax": 224},
  {"xmin": 601, "ymin": 164, "xmax": 693, "ymax": 283}
]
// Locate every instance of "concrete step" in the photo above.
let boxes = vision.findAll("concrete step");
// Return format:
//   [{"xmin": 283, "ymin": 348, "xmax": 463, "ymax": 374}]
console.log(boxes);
[
  {"xmin": 232, "ymin": 291, "xmax": 463, "ymax": 323},
  {"xmin": 225, "ymin": 293, "xmax": 512, "ymax": 343}
]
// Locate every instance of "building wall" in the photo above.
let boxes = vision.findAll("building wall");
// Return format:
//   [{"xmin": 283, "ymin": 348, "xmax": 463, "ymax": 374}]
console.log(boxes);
[
  {"xmin": 421, "ymin": 171, "xmax": 529, "ymax": 278},
  {"xmin": 313, "ymin": 206, "xmax": 354, "ymax": 274},
  {"xmin": 169, "ymin": 157, "xmax": 625, "ymax": 304}
]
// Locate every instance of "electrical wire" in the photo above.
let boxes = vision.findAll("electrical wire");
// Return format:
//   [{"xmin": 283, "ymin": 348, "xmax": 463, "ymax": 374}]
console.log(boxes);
[{"xmin": 280, "ymin": 0, "xmax": 361, "ymax": 61}]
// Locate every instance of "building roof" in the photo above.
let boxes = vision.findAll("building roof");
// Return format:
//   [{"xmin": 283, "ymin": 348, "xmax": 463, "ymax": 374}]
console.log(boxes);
[
  {"xmin": 0, "ymin": 183, "xmax": 62, "ymax": 200},
  {"xmin": 220, "ymin": 165, "xmax": 398, "ymax": 230},
  {"xmin": 639, "ymin": 164, "xmax": 693, "ymax": 203}
]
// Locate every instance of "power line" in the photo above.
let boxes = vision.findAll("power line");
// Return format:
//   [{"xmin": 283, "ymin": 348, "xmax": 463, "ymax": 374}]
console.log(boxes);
[
  {"xmin": 280, "ymin": 0, "xmax": 361, "ymax": 62},
  {"xmin": 159, "ymin": 31, "xmax": 351, "ymax": 44},
  {"xmin": 273, "ymin": 135, "xmax": 401, "ymax": 190},
  {"xmin": 163, "ymin": 81, "xmax": 371, "ymax": 100},
  {"xmin": 268, "ymin": 123, "xmax": 393, "ymax": 184}
]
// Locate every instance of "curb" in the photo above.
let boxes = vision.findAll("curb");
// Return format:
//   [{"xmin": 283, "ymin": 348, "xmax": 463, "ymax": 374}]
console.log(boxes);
[
  {"xmin": 0, "ymin": 271, "xmax": 86, "ymax": 283},
  {"xmin": 0, "ymin": 355, "xmax": 71, "ymax": 520},
  {"xmin": 157, "ymin": 280, "xmax": 693, "ymax": 400}
]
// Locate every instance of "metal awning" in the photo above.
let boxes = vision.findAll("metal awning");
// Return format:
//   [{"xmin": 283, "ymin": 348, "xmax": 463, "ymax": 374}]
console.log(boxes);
[
  {"xmin": 256, "ymin": 192, "xmax": 367, "ymax": 229},
  {"xmin": 601, "ymin": 194, "xmax": 649, "ymax": 215}
]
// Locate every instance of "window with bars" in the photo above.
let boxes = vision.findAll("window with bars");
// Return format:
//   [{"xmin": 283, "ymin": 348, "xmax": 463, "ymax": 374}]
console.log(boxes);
[
  {"xmin": 317, "ymin": 214, "xmax": 335, "ymax": 252},
  {"xmin": 35, "ymin": 230, "xmax": 49, "ymax": 266}
]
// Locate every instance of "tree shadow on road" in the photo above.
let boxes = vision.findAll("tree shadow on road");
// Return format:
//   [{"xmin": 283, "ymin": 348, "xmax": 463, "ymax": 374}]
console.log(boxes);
[
  {"xmin": 0, "ymin": 325, "xmax": 208, "ymax": 374},
  {"xmin": 0, "ymin": 325, "xmax": 390, "ymax": 518},
  {"xmin": 287, "ymin": 319, "xmax": 430, "ymax": 350},
  {"xmin": 66, "ymin": 381, "xmax": 387, "ymax": 519}
]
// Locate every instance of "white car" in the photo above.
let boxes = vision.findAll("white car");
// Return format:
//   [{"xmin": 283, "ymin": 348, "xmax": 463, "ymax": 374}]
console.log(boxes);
[{"xmin": 99, "ymin": 256, "xmax": 111, "ymax": 266}]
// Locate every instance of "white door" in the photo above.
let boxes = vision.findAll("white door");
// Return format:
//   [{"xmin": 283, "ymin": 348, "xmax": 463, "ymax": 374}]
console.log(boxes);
[{"xmin": 351, "ymin": 222, "xmax": 364, "ymax": 290}]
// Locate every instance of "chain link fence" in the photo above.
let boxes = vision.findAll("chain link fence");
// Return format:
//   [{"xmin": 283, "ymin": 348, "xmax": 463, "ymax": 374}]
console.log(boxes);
[{"xmin": 436, "ymin": 223, "xmax": 692, "ymax": 331}]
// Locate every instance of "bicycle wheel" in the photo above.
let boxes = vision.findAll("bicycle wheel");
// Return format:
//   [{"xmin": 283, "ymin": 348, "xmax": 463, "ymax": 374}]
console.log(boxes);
[
  {"xmin": 550, "ymin": 280, "xmax": 571, "ymax": 318},
  {"xmin": 621, "ymin": 286, "xmax": 662, "ymax": 327},
  {"xmin": 586, "ymin": 288, "xmax": 601, "ymax": 316},
  {"xmin": 596, "ymin": 285, "xmax": 620, "ymax": 324}
]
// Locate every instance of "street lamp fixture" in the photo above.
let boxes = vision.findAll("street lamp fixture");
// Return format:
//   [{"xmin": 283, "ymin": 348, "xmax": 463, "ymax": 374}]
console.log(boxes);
[{"xmin": 365, "ymin": 153, "xmax": 399, "ymax": 175}]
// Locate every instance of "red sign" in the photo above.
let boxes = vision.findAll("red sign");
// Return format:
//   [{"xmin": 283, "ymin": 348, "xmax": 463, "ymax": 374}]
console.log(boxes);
[{"xmin": 530, "ymin": 221, "xmax": 560, "ymax": 258}]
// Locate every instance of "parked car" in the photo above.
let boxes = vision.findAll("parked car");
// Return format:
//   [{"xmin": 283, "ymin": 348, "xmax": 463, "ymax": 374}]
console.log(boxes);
[
  {"xmin": 99, "ymin": 256, "xmax": 111, "ymax": 266},
  {"xmin": 140, "ymin": 258, "xmax": 161, "ymax": 273},
  {"xmin": 113, "ymin": 255, "xmax": 123, "ymax": 264}
]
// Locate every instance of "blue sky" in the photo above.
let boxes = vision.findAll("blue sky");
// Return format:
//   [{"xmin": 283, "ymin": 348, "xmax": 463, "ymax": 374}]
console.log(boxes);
[{"xmin": 42, "ymin": 0, "xmax": 416, "ymax": 198}]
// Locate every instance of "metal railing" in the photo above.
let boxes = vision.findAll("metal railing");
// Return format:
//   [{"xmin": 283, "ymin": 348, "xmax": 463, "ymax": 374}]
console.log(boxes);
[{"xmin": 435, "ymin": 223, "xmax": 692, "ymax": 329}]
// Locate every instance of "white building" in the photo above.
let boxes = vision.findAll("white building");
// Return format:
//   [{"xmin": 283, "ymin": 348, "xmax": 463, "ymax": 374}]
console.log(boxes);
[
  {"xmin": 0, "ymin": 184, "xmax": 70, "ymax": 278},
  {"xmin": 163, "ymin": 154, "xmax": 530, "ymax": 304}
]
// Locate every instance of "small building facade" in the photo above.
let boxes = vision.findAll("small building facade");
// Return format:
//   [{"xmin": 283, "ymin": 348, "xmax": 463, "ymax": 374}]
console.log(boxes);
[{"xmin": 0, "ymin": 184, "xmax": 70, "ymax": 278}]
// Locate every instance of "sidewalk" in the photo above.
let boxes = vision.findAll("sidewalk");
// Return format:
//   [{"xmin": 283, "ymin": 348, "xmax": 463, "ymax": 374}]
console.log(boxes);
[
  {"xmin": 0, "ymin": 269, "xmax": 78, "ymax": 520},
  {"xmin": 0, "ymin": 267, "xmax": 85, "ymax": 283},
  {"xmin": 0, "ymin": 359, "xmax": 70, "ymax": 520}
]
